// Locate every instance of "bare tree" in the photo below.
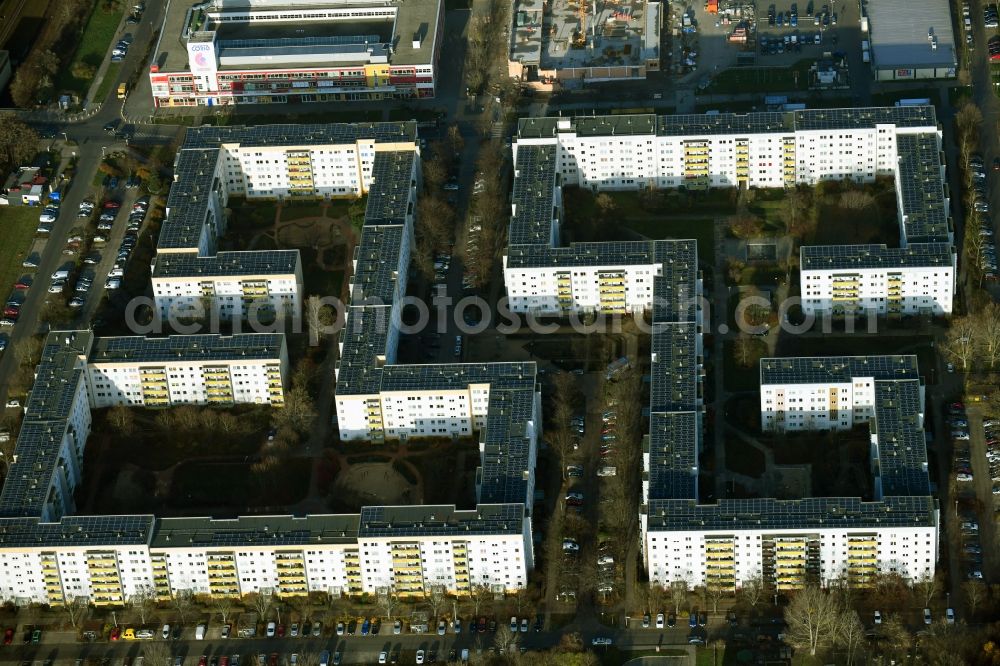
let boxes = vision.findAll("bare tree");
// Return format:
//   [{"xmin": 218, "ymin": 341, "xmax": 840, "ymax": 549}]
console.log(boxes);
[
  {"xmin": 881, "ymin": 615, "xmax": 911, "ymax": 662},
  {"xmin": 975, "ymin": 303, "xmax": 1000, "ymax": 369},
  {"xmin": 549, "ymin": 372, "xmax": 579, "ymax": 479},
  {"xmin": 838, "ymin": 190, "xmax": 875, "ymax": 210},
  {"xmin": 214, "ymin": 596, "xmax": 237, "ymax": 624},
  {"xmin": 836, "ymin": 609, "xmax": 866, "ymax": 666},
  {"xmin": 63, "ymin": 596, "xmax": 89, "ymax": 629},
  {"xmin": 703, "ymin": 582, "xmax": 725, "ymax": 614},
  {"xmin": 377, "ymin": 586, "xmax": 399, "ymax": 620},
  {"xmin": 913, "ymin": 573, "xmax": 940, "ymax": 608},
  {"xmin": 729, "ymin": 215, "xmax": 764, "ymax": 240},
  {"xmin": 943, "ymin": 317, "xmax": 977, "ymax": 371},
  {"xmin": 668, "ymin": 580, "xmax": 689, "ymax": 616},
  {"xmin": 142, "ymin": 639, "xmax": 173, "ymax": 666},
  {"xmin": 783, "ymin": 586, "xmax": 841, "ymax": 657},
  {"xmin": 129, "ymin": 585, "xmax": 158, "ymax": 625},
  {"xmin": 963, "ymin": 580, "xmax": 986, "ymax": 618},
  {"xmin": 469, "ymin": 583, "xmax": 493, "ymax": 616},
  {"xmin": 740, "ymin": 574, "xmax": 765, "ymax": 611},
  {"xmin": 108, "ymin": 405, "xmax": 136, "ymax": 435},
  {"xmin": 494, "ymin": 624, "xmax": 519, "ymax": 655},
  {"xmin": 172, "ymin": 590, "xmax": 195, "ymax": 625},
  {"xmin": 424, "ymin": 586, "xmax": 447, "ymax": 621}
]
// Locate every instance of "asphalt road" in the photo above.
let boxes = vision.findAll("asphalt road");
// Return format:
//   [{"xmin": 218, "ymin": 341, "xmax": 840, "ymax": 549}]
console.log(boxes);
[{"xmin": 5, "ymin": 625, "xmax": 711, "ymax": 666}]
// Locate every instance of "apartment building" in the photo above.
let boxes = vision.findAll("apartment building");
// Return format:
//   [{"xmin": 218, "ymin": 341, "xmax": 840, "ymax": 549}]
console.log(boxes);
[
  {"xmin": 86, "ymin": 334, "xmax": 288, "ymax": 408},
  {"xmin": 507, "ymin": 107, "xmax": 954, "ymax": 316},
  {"xmin": 151, "ymin": 122, "xmax": 419, "ymax": 322},
  {"xmin": 0, "ymin": 332, "xmax": 93, "ymax": 524},
  {"xmin": 800, "ymin": 244, "xmax": 955, "ymax": 316},
  {"xmin": 500, "ymin": 111, "xmax": 938, "ymax": 591},
  {"xmin": 149, "ymin": 0, "xmax": 444, "ymax": 108},
  {"xmin": 758, "ymin": 355, "xmax": 922, "ymax": 432}
]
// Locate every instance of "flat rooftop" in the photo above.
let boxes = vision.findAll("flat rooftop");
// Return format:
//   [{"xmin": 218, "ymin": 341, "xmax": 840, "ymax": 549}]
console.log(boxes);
[
  {"xmin": 157, "ymin": 0, "xmax": 441, "ymax": 72},
  {"xmin": 866, "ymin": 0, "xmax": 957, "ymax": 69}
]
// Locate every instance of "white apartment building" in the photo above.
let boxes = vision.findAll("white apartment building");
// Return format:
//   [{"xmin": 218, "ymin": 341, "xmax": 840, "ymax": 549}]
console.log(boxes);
[
  {"xmin": 501, "ymin": 111, "xmax": 939, "ymax": 592},
  {"xmin": 86, "ymin": 334, "xmax": 288, "ymax": 408},
  {"xmin": 800, "ymin": 244, "xmax": 955, "ymax": 316},
  {"xmin": 152, "ymin": 123, "xmax": 420, "ymax": 323},
  {"xmin": 0, "ymin": 507, "xmax": 532, "ymax": 606},
  {"xmin": 643, "ymin": 512, "xmax": 937, "ymax": 591},
  {"xmin": 758, "ymin": 355, "xmax": 921, "ymax": 432},
  {"xmin": 507, "ymin": 108, "xmax": 954, "ymax": 316}
]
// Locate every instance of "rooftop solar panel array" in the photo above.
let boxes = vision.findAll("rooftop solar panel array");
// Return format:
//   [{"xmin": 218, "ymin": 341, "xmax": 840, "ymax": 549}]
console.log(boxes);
[
  {"xmin": 351, "ymin": 225, "xmax": 405, "ymax": 304},
  {"xmin": 800, "ymin": 243, "xmax": 954, "ymax": 271},
  {"xmin": 150, "ymin": 514, "xmax": 361, "ymax": 548},
  {"xmin": 646, "ymin": 495, "xmax": 937, "ymax": 531},
  {"xmin": 181, "ymin": 122, "xmax": 417, "ymax": 151},
  {"xmin": 646, "ymin": 412, "xmax": 699, "ymax": 500},
  {"xmin": 364, "ymin": 151, "xmax": 416, "ymax": 227},
  {"xmin": 0, "ymin": 515, "xmax": 154, "ymax": 548},
  {"xmin": 0, "ymin": 331, "xmax": 93, "ymax": 518},
  {"xmin": 759, "ymin": 355, "xmax": 919, "ymax": 385},
  {"xmin": 508, "ymin": 145, "xmax": 557, "ymax": 246},
  {"xmin": 358, "ymin": 504, "xmax": 524, "ymax": 537},
  {"xmin": 160, "ymin": 148, "xmax": 221, "ymax": 250},
  {"xmin": 89, "ymin": 334, "xmax": 285, "ymax": 364},
  {"xmin": 894, "ymin": 133, "xmax": 951, "ymax": 244},
  {"xmin": 335, "ymin": 306, "xmax": 389, "ymax": 396},
  {"xmin": 152, "ymin": 250, "xmax": 301, "ymax": 278},
  {"xmin": 872, "ymin": 380, "xmax": 931, "ymax": 497}
]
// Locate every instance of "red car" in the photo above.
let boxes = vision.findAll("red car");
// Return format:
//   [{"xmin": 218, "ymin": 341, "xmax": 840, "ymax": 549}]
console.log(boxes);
[
  {"xmin": 198, "ymin": 657, "xmax": 207, "ymax": 666},
  {"xmin": 14, "ymin": 281, "xmax": 30, "ymax": 291},
  {"xmin": 269, "ymin": 655, "xmax": 279, "ymax": 666},
  {"xmin": 3, "ymin": 628, "xmax": 12, "ymax": 644},
  {"xmin": 103, "ymin": 201, "xmax": 121, "ymax": 209},
  {"xmin": 110, "ymin": 627, "xmax": 121, "ymax": 641},
  {"xmin": 276, "ymin": 625, "xmax": 285, "ymax": 638},
  {"xmin": 477, "ymin": 617, "xmax": 487, "ymax": 633}
]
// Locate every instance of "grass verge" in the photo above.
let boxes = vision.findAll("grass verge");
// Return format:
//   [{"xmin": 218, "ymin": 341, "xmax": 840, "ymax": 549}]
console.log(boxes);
[
  {"xmin": 0, "ymin": 207, "xmax": 44, "ymax": 296},
  {"xmin": 94, "ymin": 63, "xmax": 123, "ymax": 104},
  {"xmin": 56, "ymin": 2, "xmax": 125, "ymax": 97},
  {"xmin": 703, "ymin": 59, "xmax": 813, "ymax": 94}
]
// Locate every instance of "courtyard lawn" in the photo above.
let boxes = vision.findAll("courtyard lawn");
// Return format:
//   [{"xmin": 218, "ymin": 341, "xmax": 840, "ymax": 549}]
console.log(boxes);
[
  {"xmin": 170, "ymin": 458, "xmax": 312, "ymax": 509},
  {"xmin": 0, "ymin": 206, "xmax": 45, "ymax": 296},
  {"xmin": 56, "ymin": 2, "xmax": 125, "ymax": 97},
  {"xmin": 723, "ymin": 338, "xmax": 768, "ymax": 392},
  {"xmin": 725, "ymin": 438, "xmax": 766, "ymax": 477},
  {"xmin": 703, "ymin": 59, "xmax": 814, "ymax": 95}
]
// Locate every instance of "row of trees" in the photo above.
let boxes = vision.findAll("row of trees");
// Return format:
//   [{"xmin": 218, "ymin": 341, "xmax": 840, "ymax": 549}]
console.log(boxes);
[
  {"xmin": 942, "ymin": 303, "xmax": 1000, "ymax": 372},
  {"xmin": 459, "ymin": 140, "xmax": 509, "ymax": 290},
  {"xmin": 412, "ymin": 127, "xmax": 462, "ymax": 280}
]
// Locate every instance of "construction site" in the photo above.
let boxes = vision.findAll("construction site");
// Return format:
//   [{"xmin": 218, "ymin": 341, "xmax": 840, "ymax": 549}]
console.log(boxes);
[{"xmin": 507, "ymin": 0, "xmax": 663, "ymax": 90}]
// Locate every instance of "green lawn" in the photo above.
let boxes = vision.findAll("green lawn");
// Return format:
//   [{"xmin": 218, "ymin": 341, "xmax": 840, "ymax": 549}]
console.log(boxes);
[
  {"xmin": 626, "ymin": 216, "xmax": 715, "ymax": 264},
  {"xmin": 0, "ymin": 206, "xmax": 44, "ymax": 297},
  {"xmin": 56, "ymin": 2, "xmax": 125, "ymax": 97},
  {"xmin": 94, "ymin": 63, "xmax": 123, "ymax": 103},
  {"xmin": 703, "ymin": 60, "xmax": 813, "ymax": 95}
]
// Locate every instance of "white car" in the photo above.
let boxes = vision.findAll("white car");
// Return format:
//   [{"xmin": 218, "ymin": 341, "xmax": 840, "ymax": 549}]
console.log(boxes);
[
  {"xmin": 48, "ymin": 281, "xmax": 66, "ymax": 293},
  {"xmin": 136, "ymin": 629, "xmax": 155, "ymax": 639},
  {"xmin": 656, "ymin": 613, "xmax": 664, "ymax": 629},
  {"xmin": 335, "ymin": 622, "xmax": 344, "ymax": 636},
  {"xmin": 874, "ymin": 610, "xmax": 881, "ymax": 625},
  {"xmin": 509, "ymin": 617, "xmax": 517, "ymax": 632},
  {"xmin": 5, "ymin": 400, "xmax": 20, "ymax": 409},
  {"xmin": 923, "ymin": 608, "xmax": 932, "ymax": 625},
  {"xmin": 393, "ymin": 620, "xmax": 401, "ymax": 635},
  {"xmin": 946, "ymin": 608, "xmax": 955, "ymax": 624},
  {"xmin": 38, "ymin": 212, "xmax": 57, "ymax": 223},
  {"xmin": 415, "ymin": 650, "xmax": 425, "ymax": 665},
  {"xmin": 266, "ymin": 621, "xmax": 276, "ymax": 638},
  {"xmin": 378, "ymin": 652, "xmax": 387, "ymax": 664},
  {"xmin": 105, "ymin": 278, "xmax": 121, "ymax": 290}
]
